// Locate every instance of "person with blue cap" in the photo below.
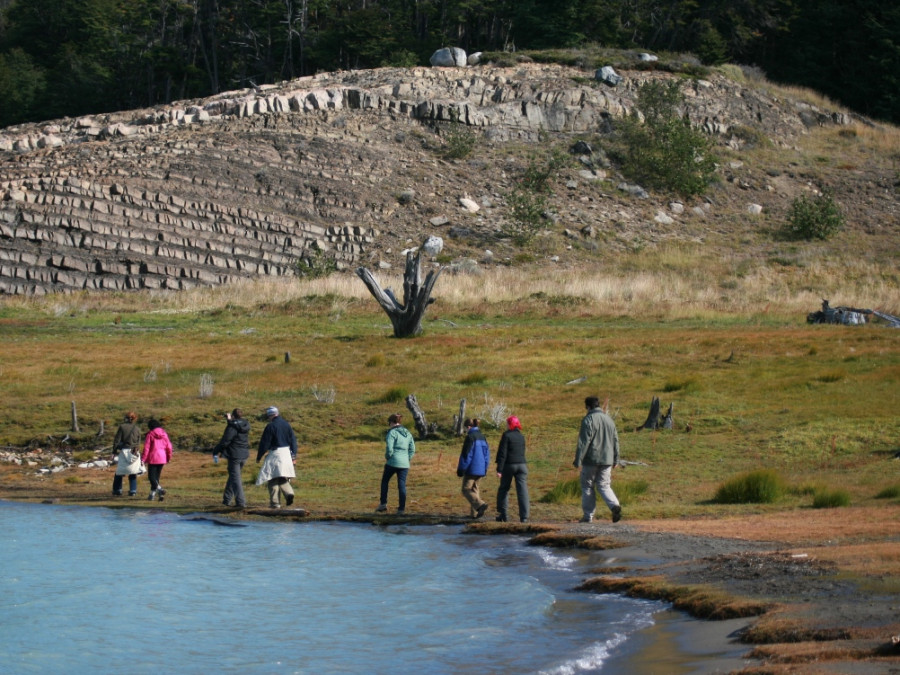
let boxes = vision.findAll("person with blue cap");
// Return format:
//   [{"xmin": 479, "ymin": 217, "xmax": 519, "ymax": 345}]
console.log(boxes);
[{"xmin": 256, "ymin": 406, "xmax": 298, "ymax": 508}]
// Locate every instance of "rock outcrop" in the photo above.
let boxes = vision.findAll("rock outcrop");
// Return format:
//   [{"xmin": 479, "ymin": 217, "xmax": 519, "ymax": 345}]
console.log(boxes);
[{"xmin": 0, "ymin": 63, "xmax": 856, "ymax": 295}]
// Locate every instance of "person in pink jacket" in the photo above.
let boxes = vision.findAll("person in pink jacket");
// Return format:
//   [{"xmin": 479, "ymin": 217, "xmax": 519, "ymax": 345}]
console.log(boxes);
[{"xmin": 141, "ymin": 418, "xmax": 173, "ymax": 502}]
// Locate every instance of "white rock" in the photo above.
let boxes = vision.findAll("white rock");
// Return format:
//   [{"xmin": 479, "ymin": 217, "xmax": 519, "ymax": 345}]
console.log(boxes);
[
  {"xmin": 747, "ymin": 203, "xmax": 763, "ymax": 215},
  {"xmin": 669, "ymin": 201, "xmax": 684, "ymax": 214},
  {"xmin": 654, "ymin": 211, "xmax": 675, "ymax": 225},
  {"xmin": 459, "ymin": 196, "xmax": 480, "ymax": 213},
  {"xmin": 422, "ymin": 235, "xmax": 444, "ymax": 256}
]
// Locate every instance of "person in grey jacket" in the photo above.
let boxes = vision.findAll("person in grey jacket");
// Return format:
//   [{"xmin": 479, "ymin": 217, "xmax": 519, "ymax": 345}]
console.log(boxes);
[
  {"xmin": 573, "ymin": 396, "xmax": 622, "ymax": 523},
  {"xmin": 376, "ymin": 413, "xmax": 416, "ymax": 514},
  {"xmin": 213, "ymin": 408, "xmax": 250, "ymax": 508}
]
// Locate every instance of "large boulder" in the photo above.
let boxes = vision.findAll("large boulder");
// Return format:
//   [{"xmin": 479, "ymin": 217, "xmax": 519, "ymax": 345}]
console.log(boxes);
[
  {"xmin": 430, "ymin": 47, "xmax": 467, "ymax": 68},
  {"xmin": 596, "ymin": 66, "xmax": 623, "ymax": 86}
]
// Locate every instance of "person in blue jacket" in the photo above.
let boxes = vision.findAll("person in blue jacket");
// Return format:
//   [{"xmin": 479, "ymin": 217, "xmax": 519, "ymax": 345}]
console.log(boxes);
[{"xmin": 457, "ymin": 418, "xmax": 490, "ymax": 519}]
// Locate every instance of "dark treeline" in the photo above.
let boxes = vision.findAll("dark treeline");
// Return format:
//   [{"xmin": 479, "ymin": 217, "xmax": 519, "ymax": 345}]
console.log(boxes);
[{"xmin": 0, "ymin": 0, "xmax": 897, "ymax": 128}]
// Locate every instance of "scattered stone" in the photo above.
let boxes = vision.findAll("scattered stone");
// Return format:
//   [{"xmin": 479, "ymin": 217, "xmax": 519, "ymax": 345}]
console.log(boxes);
[
  {"xmin": 617, "ymin": 183, "xmax": 649, "ymax": 199},
  {"xmin": 747, "ymin": 203, "xmax": 763, "ymax": 215},
  {"xmin": 429, "ymin": 215, "xmax": 450, "ymax": 227},
  {"xmin": 654, "ymin": 211, "xmax": 675, "ymax": 225},
  {"xmin": 596, "ymin": 66, "xmax": 623, "ymax": 86},
  {"xmin": 459, "ymin": 196, "xmax": 480, "ymax": 213}
]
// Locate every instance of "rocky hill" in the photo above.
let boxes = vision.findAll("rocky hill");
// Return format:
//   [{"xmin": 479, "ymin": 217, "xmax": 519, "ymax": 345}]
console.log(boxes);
[{"xmin": 0, "ymin": 62, "xmax": 896, "ymax": 295}]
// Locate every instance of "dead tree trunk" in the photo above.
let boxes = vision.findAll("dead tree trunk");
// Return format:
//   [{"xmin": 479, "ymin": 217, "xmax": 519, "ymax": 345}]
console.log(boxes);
[
  {"xmin": 356, "ymin": 248, "xmax": 443, "ymax": 338},
  {"xmin": 453, "ymin": 399, "xmax": 467, "ymax": 436},
  {"xmin": 70, "ymin": 401, "xmax": 80, "ymax": 433},
  {"xmin": 405, "ymin": 394, "xmax": 429, "ymax": 440}
]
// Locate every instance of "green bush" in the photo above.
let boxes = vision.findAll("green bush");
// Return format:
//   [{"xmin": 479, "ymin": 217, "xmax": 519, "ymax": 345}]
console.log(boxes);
[
  {"xmin": 616, "ymin": 80, "xmax": 716, "ymax": 197},
  {"xmin": 616, "ymin": 479, "xmax": 649, "ymax": 503},
  {"xmin": 784, "ymin": 190, "xmax": 845, "ymax": 240},
  {"xmin": 502, "ymin": 148, "xmax": 568, "ymax": 245},
  {"xmin": 713, "ymin": 469, "xmax": 784, "ymax": 504},
  {"xmin": 296, "ymin": 248, "xmax": 338, "ymax": 279},
  {"xmin": 458, "ymin": 372, "xmax": 488, "ymax": 385},
  {"xmin": 811, "ymin": 489, "xmax": 851, "ymax": 508},
  {"xmin": 443, "ymin": 119, "xmax": 476, "ymax": 159}
]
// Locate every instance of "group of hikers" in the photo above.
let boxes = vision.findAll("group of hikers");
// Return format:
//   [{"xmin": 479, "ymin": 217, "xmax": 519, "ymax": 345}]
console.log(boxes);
[{"xmin": 111, "ymin": 396, "xmax": 624, "ymax": 523}]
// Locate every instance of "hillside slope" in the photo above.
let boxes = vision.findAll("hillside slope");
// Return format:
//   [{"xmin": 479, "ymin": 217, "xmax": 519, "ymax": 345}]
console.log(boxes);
[{"xmin": 0, "ymin": 62, "xmax": 897, "ymax": 295}]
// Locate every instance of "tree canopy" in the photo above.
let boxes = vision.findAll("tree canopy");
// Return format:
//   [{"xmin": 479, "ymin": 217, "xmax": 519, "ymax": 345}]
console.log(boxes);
[{"xmin": 0, "ymin": 0, "xmax": 896, "ymax": 127}]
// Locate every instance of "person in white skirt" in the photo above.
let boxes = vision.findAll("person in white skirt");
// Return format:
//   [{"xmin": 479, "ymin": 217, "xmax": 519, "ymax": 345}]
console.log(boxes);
[{"xmin": 255, "ymin": 406, "xmax": 297, "ymax": 508}]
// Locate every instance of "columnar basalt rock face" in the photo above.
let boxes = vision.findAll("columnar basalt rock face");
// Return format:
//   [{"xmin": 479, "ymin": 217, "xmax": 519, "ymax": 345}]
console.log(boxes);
[{"xmin": 0, "ymin": 64, "xmax": 851, "ymax": 295}]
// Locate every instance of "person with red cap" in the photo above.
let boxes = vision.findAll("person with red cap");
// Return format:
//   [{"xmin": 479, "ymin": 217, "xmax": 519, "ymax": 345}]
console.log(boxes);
[{"xmin": 495, "ymin": 415, "xmax": 529, "ymax": 522}]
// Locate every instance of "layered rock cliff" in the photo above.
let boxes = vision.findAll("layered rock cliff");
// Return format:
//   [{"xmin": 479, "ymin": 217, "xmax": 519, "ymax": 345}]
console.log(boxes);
[{"xmin": 0, "ymin": 63, "xmax": 877, "ymax": 295}]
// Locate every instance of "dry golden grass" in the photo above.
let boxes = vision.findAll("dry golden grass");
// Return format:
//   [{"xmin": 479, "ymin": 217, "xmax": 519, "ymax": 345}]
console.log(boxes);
[{"xmin": 5, "ymin": 261, "xmax": 897, "ymax": 319}]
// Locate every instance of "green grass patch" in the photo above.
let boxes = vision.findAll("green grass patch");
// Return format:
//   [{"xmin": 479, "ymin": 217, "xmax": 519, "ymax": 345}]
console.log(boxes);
[
  {"xmin": 713, "ymin": 469, "xmax": 785, "ymax": 504},
  {"xmin": 458, "ymin": 372, "xmax": 488, "ymax": 385},
  {"xmin": 539, "ymin": 478, "xmax": 580, "ymax": 504},
  {"xmin": 874, "ymin": 485, "xmax": 900, "ymax": 499},
  {"xmin": 811, "ymin": 488, "xmax": 851, "ymax": 508},
  {"xmin": 372, "ymin": 387, "xmax": 407, "ymax": 404}
]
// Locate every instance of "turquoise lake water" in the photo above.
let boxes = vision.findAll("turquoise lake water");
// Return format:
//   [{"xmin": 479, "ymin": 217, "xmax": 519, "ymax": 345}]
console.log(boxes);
[{"xmin": 0, "ymin": 501, "xmax": 743, "ymax": 674}]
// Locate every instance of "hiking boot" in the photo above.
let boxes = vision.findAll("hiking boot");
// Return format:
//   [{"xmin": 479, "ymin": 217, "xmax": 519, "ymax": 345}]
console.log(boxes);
[
  {"xmin": 396, "ymin": 508, "xmax": 405, "ymax": 515},
  {"xmin": 148, "ymin": 491, "xmax": 156, "ymax": 501},
  {"xmin": 113, "ymin": 490, "xmax": 122, "ymax": 496},
  {"xmin": 611, "ymin": 505, "xmax": 622, "ymax": 523},
  {"xmin": 157, "ymin": 487, "xmax": 166, "ymax": 497},
  {"xmin": 495, "ymin": 515, "xmax": 508, "ymax": 522},
  {"xmin": 285, "ymin": 493, "xmax": 294, "ymax": 506},
  {"xmin": 476, "ymin": 503, "xmax": 489, "ymax": 519},
  {"xmin": 375, "ymin": 503, "xmax": 387, "ymax": 513},
  {"xmin": 128, "ymin": 492, "xmax": 136, "ymax": 497},
  {"xmin": 579, "ymin": 514, "xmax": 593, "ymax": 523}
]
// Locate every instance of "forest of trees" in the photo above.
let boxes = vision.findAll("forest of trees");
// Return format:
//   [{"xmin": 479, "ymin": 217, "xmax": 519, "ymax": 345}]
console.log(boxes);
[{"xmin": 0, "ymin": 0, "xmax": 897, "ymax": 128}]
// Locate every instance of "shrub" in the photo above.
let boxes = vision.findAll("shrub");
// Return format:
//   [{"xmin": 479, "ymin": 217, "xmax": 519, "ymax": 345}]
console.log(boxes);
[
  {"xmin": 366, "ymin": 354, "xmax": 386, "ymax": 367},
  {"xmin": 616, "ymin": 80, "xmax": 716, "ymax": 197},
  {"xmin": 502, "ymin": 148, "xmax": 568, "ymax": 245},
  {"xmin": 713, "ymin": 469, "xmax": 784, "ymax": 504},
  {"xmin": 811, "ymin": 489, "xmax": 851, "ymax": 508},
  {"xmin": 443, "ymin": 118, "xmax": 476, "ymax": 159},
  {"xmin": 784, "ymin": 190, "xmax": 845, "ymax": 240},
  {"xmin": 297, "ymin": 247, "xmax": 338, "ymax": 279}
]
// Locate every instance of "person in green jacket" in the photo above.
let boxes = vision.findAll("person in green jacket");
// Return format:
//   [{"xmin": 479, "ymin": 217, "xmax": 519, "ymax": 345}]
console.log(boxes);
[
  {"xmin": 573, "ymin": 396, "xmax": 622, "ymax": 523},
  {"xmin": 376, "ymin": 413, "xmax": 416, "ymax": 514}
]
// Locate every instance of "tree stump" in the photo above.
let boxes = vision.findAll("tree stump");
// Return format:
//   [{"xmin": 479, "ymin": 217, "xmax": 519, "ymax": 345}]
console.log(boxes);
[
  {"xmin": 640, "ymin": 396, "xmax": 660, "ymax": 430},
  {"xmin": 356, "ymin": 248, "xmax": 443, "ymax": 338},
  {"xmin": 453, "ymin": 399, "xmax": 467, "ymax": 436}
]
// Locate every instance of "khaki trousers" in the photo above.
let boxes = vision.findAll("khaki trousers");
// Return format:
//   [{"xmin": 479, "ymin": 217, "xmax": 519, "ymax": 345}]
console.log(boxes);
[
  {"xmin": 461, "ymin": 475, "xmax": 486, "ymax": 517},
  {"xmin": 267, "ymin": 477, "xmax": 294, "ymax": 507}
]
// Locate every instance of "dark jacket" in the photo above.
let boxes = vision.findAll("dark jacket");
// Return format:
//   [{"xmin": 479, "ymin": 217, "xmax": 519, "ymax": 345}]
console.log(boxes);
[
  {"xmin": 113, "ymin": 422, "xmax": 141, "ymax": 451},
  {"xmin": 457, "ymin": 427, "xmax": 489, "ymax": 478},
  {"xmin": 257, "ymin": 415, "xmax": 298, "ymax": 462},
  {"xmin": 213, "ymin": 418, "xmax": 250, "ymax": 460},
  {"xmin": 496, "ymin": 428, "xmax": 526, "ymax": 473}
]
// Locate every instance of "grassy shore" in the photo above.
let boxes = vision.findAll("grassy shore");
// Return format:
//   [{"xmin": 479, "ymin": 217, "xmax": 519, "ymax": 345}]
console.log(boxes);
[{"xmin": 1, "ymin": 267, "xmax": 898, "ymax": 518}]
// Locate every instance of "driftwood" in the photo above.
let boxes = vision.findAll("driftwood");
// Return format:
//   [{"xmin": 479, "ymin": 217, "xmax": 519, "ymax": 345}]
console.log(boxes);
[
  {"xmin": 356, "ymin": 248, "xmax": 443, "ymax": 338},
  {"xmin": 807, "ymin": 299, "xmax": 900, "ymax": 327},
  {"xmin": 405, "ymin": 393, "xmax": 430, "ymax": 439}
]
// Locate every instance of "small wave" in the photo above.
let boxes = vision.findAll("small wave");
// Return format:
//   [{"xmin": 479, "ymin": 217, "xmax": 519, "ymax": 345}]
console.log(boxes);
[
  {"xmin": 538, "ymin": 633, "xmax": 628, "ymax": 674},
  {"xmin": 535, "ymin": 547, "xmax": 576, "ymax": 570}
]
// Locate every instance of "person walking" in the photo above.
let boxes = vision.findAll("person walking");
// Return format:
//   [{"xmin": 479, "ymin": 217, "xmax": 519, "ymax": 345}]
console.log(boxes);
[
  {"xmin": 255, "ymin": 406, "xmax": 297, "ymax": 509},
  {"xmin": 495, "ymin": 415, "xmax": 529, "ymax": 523},
  {"xmin": 573, "ymin": 396, "xmax": 622, "ymax": 523},
  {"xmin": 212, "ymin": 408, "xmax": 250, "ymax": 508},
  {"xmin": 141, "ymin": 418, "xmax": 173, "ymax": 502},
  {"xmin": 111, "ymin": 411, "xmax": 142, "ymax": 496},
  {"xmin": 376, "ymin": 413, "xmax": 415, "ymax": 514},
  {"xmin": 457, "ymin": 418, "xmax": 490, "ymax": 519}
]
